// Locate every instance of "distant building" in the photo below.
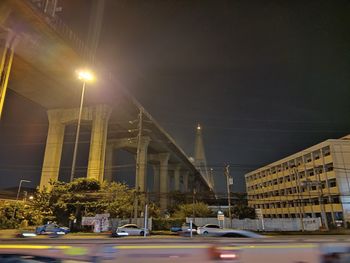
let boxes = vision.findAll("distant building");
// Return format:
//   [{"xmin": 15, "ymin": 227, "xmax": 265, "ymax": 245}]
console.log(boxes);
[{"xmin": 245, "ymin": 135, "xmax": 350, "ymax": 226}]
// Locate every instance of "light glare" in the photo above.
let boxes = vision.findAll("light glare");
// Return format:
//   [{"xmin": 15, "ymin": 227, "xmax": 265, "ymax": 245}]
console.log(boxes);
[{"xmin": 77, "ymin": 70, "xmax": 94, "ymax": 82}]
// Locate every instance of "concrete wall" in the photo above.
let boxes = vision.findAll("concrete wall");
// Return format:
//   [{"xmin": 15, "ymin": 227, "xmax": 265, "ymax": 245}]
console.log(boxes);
[{"xmin": 187, "ymin": 217, "xmax": 321, "ymax": 231}]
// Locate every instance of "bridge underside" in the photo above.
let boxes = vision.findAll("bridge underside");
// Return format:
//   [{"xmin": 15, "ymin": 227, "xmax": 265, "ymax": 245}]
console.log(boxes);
[{"xmin": 0, "ymin": 0, "xmax": 212, "ymax": 211}]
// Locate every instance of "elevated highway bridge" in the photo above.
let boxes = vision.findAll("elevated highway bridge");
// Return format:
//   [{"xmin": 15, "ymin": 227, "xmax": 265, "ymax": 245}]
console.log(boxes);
[{"xmin": 0, "ymin": 0, "xmax": 213, "ymax": 211}]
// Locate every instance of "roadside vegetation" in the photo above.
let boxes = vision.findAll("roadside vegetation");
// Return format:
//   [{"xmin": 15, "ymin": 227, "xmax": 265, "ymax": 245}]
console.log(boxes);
[{"xmin": 0, "ymin": 178, "xmax": 255, "ymax": 230}]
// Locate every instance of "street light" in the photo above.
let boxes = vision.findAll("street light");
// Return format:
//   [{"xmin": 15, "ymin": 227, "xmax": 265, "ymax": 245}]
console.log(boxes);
[
  {"xmin": 70, "ymin": 69, "xmax": 95, "ymax": 182},
  {"xmin": 12, "ymin": 179, "xmax": 31, "ymax": 219},
  {"xmin": 16, "ymin": 180, "xmax": 31, "ymax": 200}
]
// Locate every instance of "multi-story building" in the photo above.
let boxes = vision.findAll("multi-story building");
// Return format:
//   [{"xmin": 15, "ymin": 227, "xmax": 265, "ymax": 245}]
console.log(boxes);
[{"xmin": 245, "ymin": 135, "xmax": 350, "ymax": 226}]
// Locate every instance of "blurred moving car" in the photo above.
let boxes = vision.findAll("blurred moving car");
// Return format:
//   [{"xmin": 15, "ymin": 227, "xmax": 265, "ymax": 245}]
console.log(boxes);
[
  {"xmin": 197, "ymin": 224, "xmax": 264, "ymax": 238},
  {"xmin": 111, "ymin": 224, "xmax": 149, "ymax": 237},
  {"xmin": 35, "ymin": 223, "xmax": 69, "ymax": 235},
  {"xmin": 221, "ymin": 229, "xmax": 265, "ymax": 238}
]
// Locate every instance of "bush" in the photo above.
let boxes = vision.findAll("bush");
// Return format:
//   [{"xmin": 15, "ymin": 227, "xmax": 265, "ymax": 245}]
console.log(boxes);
[{"xmin": 152, "ymin": 218, "xmax": 184, "ymax": 231}]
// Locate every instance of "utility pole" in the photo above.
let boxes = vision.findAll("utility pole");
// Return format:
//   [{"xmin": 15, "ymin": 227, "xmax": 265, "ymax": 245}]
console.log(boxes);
[
  {"xmin": 133, "ymin": 108, "xmax": 143, "ymax": 220},
  {"xmin": 225, "ymin": 165, "xmax": 232, "ymax": 228},
  {"xmin": 301, "ymin": 179, "xmax": 329, "ymax": 231}
]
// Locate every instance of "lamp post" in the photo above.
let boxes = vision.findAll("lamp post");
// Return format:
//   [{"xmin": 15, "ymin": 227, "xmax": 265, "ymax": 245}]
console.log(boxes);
[
  {"xmin": 70, "ymin": 70, "xmax": 94, "ymax": 182},
  {"xmin": 12, "ymin": 179, "xmax": 31, "ymax": 219},
  {"xmin": 16, "ymin": 180, "xmax": 31, "ymax": 200}
]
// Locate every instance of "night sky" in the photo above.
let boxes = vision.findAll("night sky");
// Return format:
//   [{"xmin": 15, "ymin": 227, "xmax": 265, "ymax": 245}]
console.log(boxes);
[{"xmin": 1, "ymin": 0, "xmax": 350, "ymax": 194}]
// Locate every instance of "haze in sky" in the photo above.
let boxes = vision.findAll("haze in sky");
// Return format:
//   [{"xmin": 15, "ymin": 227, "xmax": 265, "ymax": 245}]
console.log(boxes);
[{"xmin": 1, "ymin": 0, "xmax": 350, "ymax": 194}]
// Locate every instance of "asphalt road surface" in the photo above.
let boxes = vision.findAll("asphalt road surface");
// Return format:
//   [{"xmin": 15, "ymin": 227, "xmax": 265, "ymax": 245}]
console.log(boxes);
[{"xmin": 1, "ymin": 236, "xmax": 350, "ymax": 262}]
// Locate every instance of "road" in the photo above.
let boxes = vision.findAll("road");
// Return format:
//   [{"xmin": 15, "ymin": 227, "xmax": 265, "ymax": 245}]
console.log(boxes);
[{"xmin": 0, "ymin": 236, "xmax": 350, "ymax": 262}]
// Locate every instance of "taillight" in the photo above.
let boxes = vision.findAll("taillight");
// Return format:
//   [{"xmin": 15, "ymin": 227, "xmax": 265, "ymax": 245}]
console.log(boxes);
[{"xmin": 208, "ymin": 246, "xmax": 239, "ymax": 261}]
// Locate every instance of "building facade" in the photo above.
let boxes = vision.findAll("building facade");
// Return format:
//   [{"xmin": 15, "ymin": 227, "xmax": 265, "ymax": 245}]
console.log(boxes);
[{"xmin": 245, "ymin": 136, "xmax": 350, "ymax": 227}]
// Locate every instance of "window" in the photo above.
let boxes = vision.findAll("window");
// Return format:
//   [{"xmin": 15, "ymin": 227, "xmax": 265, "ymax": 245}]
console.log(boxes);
[
  {"xmin": 305, "ymin": 154, "xmax": 312, "ymax": 163},
  {"xmin": 328, "ymin": 179, "xmax": 337, "ymax": 187},
  {"xmin": 315, "ymin": 166, "xmax": 323, "ymax": 174},
  {"xmin": 322, "ymin": 146, "xmax": 331, "ymax": 156},
  {"xmin": 206, "ymin": 224, "xmax": 220, "ymax": 228},
  {"xmin": 313, "ymin": 150, "xmax": 321, "ymax": 160},
  {"xmin": 307, "ymin": 169, "xmax": 314, "ymax": 176},
  {"xmin": 326, "ymin": 164, "xmax": 334, "ymax": 172},
  {"xmin": 296, "ymin": 157, "xmax": 302, "ymax": 166}
]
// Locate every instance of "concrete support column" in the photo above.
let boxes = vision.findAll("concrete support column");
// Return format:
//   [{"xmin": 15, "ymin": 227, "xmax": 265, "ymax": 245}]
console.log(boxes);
[
  {"xmin": 153, "ymin": 164, "xmax": 160, "ymax": 197},
  {"xmin": 159, "ymin": 153, "xmax": 170, "ymax": 211},
  {"xmin": 0, "ymin": 30, "xmax": 18, "ymax": 118},
  {"xmin": 104, "ymin": 143, "xmax": 113, "ymax": 182},
  {"xmin": 40, "ymin": 110, "xmax": 65, "ymax": 190},
  {"xmin": 87, "ymin": 105, "xmax": 111, "ymax": 182},
  {"xmin": 136, "ymin": 137, "xmax": 151, "ymax": 192},
  {"xmin": 182, "ymin": 171, "xmax": 189, "ymax": 193},
  {"xmin": 174, "ymin": 165, "xmax": 181, "ymax": 191}
]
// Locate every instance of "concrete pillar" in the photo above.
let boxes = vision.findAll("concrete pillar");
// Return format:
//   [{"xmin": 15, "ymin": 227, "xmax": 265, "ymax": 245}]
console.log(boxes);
[
  {"xmin": 174, "ymin": 165, "xmax": 181, "ymax": 191},
  {"xmin": 182, "ymin": 171, "xmax": 189, "ymax": 193},
  {"xmin": 87, "ymin": 105, "xmax": 111, "ymax": 182},
  {"xmin": 40, "ymin": 110, "xmax": 65, "ymax": 190},
  {"xmin": 153, "ymin": 164, "xmax": 160, "ymax": 197},
  {"xmin": 104, "ymin": 143, "xmax": 113, "ymax": 182},
  {"xmin": 136, "ymin": 137, "xmax": 151, "ymax": 192},
  {"xmin": 159, "ymin": 153, "xmax": 170, "ymax": 211}
]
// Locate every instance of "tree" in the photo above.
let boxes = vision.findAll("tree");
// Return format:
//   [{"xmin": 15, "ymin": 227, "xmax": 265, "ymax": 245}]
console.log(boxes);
[
  {"xmin": 99, "ymin": 182, "xmax": 134, "ymax": 218},
  {"xmin": 172, "ymin": 202, "xmax": 214, "ymax": 218},
  {"xmin": 0, "ymin": 200, "xmax": 43, "ymax": 229},
  {"xmin": 233, "ymin": 204, "xmax": 256, "ymax": 219}
]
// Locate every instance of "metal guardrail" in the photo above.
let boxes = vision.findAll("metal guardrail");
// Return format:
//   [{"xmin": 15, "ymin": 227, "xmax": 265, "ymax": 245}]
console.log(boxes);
[{"xmin": 26, "ymin": 0, "xmax": 92, "ymax": 60}]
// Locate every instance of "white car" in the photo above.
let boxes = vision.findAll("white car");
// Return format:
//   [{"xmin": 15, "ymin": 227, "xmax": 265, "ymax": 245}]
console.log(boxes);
[
  {"xmin": 112, "ymin": 224, "xmax": 149, "ymax": 237},
  {"xmin": 197, "ymin": 224, "xmax": 221, "ymax": 235}
]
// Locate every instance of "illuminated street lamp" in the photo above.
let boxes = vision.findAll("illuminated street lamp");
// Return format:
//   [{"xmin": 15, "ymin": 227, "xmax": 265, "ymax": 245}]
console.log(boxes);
[{"xmin": 70, "ymin": 69, "xmax": 95, "ymax": 182}]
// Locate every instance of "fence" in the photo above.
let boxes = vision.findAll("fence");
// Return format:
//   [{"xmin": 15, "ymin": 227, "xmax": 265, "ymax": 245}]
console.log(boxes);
[{"xmin": 187, "ymin": 217, "xmax": 321, "ymax": 231}]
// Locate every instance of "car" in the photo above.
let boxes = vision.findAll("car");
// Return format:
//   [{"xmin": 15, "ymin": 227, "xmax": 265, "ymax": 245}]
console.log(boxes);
[
  {"xmin": 220, "ymin": 229, "xmax": 265, "ymax": 238},
  {"xmin": 35, "ymin": 223, "xmax": 70, "ymax": 235},
  {"xmin": 170, "ymin": 222, "xmax": 198, "ymax": 233},
  {"xmin": 111, "ymin": 224, "xmax": 149, "ymax": 237},
  {"xmin": 197, "ymin": 224, "xmax": 221, "ymax": 235}
]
